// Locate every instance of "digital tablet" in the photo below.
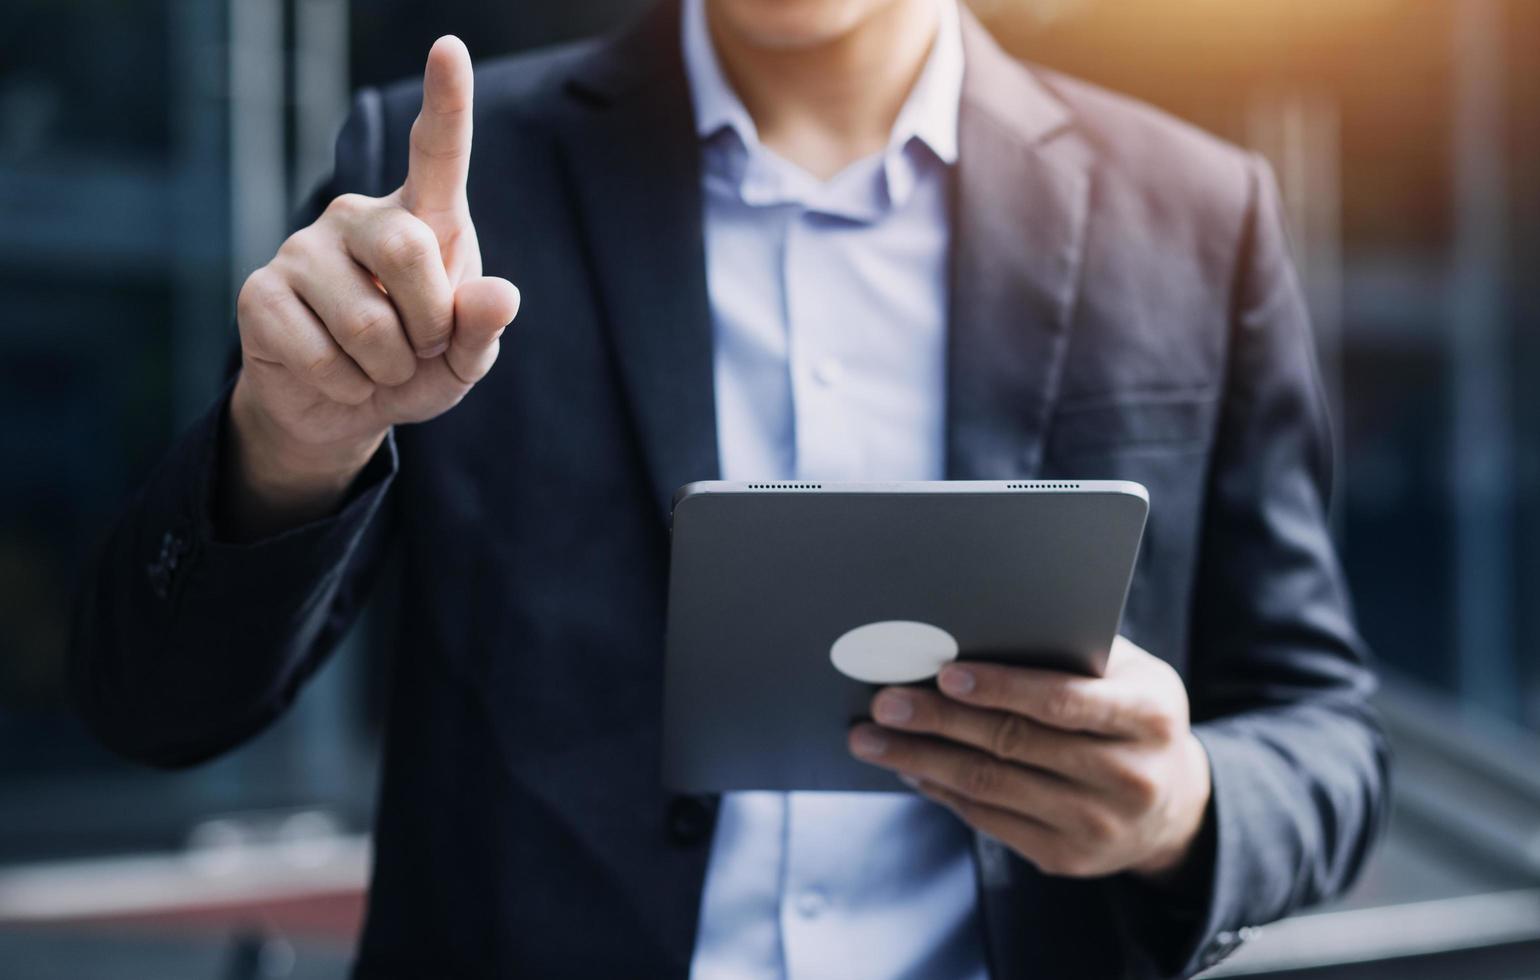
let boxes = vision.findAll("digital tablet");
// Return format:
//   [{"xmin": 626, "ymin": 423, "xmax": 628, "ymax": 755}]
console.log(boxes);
[{"xmin": 661, "ymin": 480, "xmax": 1148, "ymax": 793}]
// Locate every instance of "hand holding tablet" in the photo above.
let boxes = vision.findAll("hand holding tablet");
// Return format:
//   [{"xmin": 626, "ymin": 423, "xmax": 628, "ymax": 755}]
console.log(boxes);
[{"xmin": 850, "ymin": 634, "xmax": 1213, "ymax": 883}]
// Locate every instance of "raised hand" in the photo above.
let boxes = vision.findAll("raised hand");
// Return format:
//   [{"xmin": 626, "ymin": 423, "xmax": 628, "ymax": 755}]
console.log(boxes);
[{"xmin": 226, "ymin": 36, "xmax": 519, "ymax": 538}]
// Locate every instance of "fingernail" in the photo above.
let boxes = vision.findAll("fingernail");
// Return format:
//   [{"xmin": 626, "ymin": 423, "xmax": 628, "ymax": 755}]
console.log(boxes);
[
  {"xmin": 850, "ymin": 726, "xmax": 889, "ymax": 758},
  {"xmin": 940, "ymin": 666, "xmax": 975, "ymax": 696},
  {"xmin": 873, "ymin": 690, "xmax": 914, "ymax": 725},
  {"xmin": 419, "ymin": 342, "xmax": 448, "ymax": 359}
]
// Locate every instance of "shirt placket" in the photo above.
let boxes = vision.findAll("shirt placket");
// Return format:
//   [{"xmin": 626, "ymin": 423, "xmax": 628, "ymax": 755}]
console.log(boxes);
[
  {"xmin": 779, "ymin": 792, "xmax": 844, "ymax": 975},
  {"xmin": 786, "ymin": 208, "xmax": 862, "ymax": 483}
]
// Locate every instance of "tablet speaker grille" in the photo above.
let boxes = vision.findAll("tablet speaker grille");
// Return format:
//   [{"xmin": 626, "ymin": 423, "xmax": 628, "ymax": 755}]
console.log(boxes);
[
  {"xmin": 747, "ymin": 483, "xmax": 823, "ymax": 490},
  {"xmin": 1006, "ymin": 482, "xmax": 1081, "ymax": 490}
]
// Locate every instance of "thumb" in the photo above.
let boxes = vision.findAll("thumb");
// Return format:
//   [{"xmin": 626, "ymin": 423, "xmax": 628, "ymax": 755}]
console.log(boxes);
[
  {"xmin": 402, "ymin": 35, "xmax": 474, "ymax": 220},
  {"xmin": 445, "ymin": 277, "xmax": 520, "ymax": 386}
]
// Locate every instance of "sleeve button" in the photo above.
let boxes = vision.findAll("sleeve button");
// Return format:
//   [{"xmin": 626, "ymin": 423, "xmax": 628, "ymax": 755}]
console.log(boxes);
[{"xmin": 1201, "ymin": 928, "xmax": 1252, "ymax": 968}]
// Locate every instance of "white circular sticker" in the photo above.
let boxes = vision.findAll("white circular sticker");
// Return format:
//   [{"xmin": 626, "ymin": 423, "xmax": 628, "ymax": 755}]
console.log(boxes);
[{"xmin": 830, "ymin": 620, "xmax": 959, "ymax": 684}]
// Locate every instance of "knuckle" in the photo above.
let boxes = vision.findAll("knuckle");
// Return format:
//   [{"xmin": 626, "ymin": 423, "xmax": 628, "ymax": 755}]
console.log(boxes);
[
  {"xmin": 1140, "ymin": 704, "xmax": 1179, "ymax": 743},
  {"xmin": 304, "ymin": 348, "xmax": 344, "ymax": 385},
  {"xmin": 1118, "ymin": 764, "xmax": 1161, "ymax": 809},
  {"xmin": 911, "ymin": 693, "xmax": 945, "ymax": 731},
  {"xmin": 326, "ymin": 192, "xmax": 372, "ymax": 220},
  {"xmin": 237, "ymin": 268, "xmax": 284, "ymax": 321},
  {"xmin": 1076, "ymin": 805, "xmax": 1118, "ymax": 845},
  {"xmin": 378, "ymin": 219, "xmax": 435, "ymax": 271},
  {"xmin": 1041, "ymin": 688, "xmax": 1078, "ymax": 727},
  {"xmin": 418, "ymin": 306, "xmax": 454, "ymax": 349},
  {"xmin": 343, "ymin": 303, "xmax": 396, "ymax": 346},
  {"xmin": 275, "ymin": 227, "xmax": 318, "ymax": 263},
  {"xmin": 989, "ymin": 714, "xmax": 1031, "ymax": 761},
  {"xmin": 410, "ymin": 118, "xmax": 464, "ymax": 159},
  {"xmin": 958, "ymin": 758, "xmax": 1002, "ymax": 799},
  {"xmin": 425, "ymin": 91, "xmax": 468, "ymax": 120},
  {"xmin": 342, "ymin": 308, "xmax": 416, "ymax": 386}
]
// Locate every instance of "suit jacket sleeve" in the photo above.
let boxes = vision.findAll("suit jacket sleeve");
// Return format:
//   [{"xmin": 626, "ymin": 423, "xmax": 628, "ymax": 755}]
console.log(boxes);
[
  {"xmin": 1124, "ymin": 155, "xmax": 1392, "ymax": 978},
  {"xmin": 69, "ymin": 90, "xmax": 398, "ymax": 768}
]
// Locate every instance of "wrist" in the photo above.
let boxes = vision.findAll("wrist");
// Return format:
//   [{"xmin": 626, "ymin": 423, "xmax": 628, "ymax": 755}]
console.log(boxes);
[{"xmin": 223, "ymin": 374, "xmax": 384, "ymax": 539}]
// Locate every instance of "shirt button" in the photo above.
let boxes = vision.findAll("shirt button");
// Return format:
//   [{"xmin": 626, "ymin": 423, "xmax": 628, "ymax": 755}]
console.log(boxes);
[
  {"xmin": 793, "ymin": 888, "xmax": 829, "ymax": 918},
  {"xmin": 811, "ymin": 357, "xmax": 844, "ymax": 387}
]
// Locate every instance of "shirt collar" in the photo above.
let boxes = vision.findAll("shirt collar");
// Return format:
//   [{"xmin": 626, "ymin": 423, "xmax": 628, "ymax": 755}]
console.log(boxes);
[
  {"xmin": 886, "ymin": 0, "xmax": 962, "ymax": 167},
  {"xmin": 683, "ymin": 0, "xmax": 758, "ymax": 151},
  {"xmin": 682, "ymin": 0, "xmax": 962, "ymax": 211}
]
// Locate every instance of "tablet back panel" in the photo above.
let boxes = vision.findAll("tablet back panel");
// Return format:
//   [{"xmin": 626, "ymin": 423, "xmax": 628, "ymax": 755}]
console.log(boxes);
[{"xmin": 662, "ymin": 481, "xmax": 1147, "ymax": 792}]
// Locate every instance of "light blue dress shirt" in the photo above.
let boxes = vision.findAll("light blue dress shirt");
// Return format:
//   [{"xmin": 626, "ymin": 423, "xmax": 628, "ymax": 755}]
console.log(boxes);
[{"xmin": 682, "ymin": 2, "xmax": 988, "ymax": 978}]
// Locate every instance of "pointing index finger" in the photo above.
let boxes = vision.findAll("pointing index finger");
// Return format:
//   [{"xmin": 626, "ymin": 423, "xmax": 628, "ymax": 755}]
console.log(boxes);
[{"xmin": 402, "ymin": 35, "xmax": 473, "ymax": 218}]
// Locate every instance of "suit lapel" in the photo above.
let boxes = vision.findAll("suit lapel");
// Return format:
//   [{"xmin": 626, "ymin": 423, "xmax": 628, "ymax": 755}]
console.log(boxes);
[
  {"xmin": 555, "ymin": 1, "xmax": 719, "ymax": 519},
  {"xmin": 945, "ymin": 10, "xmax": 1090, "ymax": 480},
  {"xmin": 555, "ymin": 5, "xmax": 1090, "ymax": 503},
  {"xmin": 949, "ymin": 16, "xmax": 1114, "ymax": 977}
]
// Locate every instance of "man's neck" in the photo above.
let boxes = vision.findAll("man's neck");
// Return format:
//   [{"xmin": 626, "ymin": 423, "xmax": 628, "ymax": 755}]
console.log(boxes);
[{"xmin": 708, "ymin": 0, "xmax": 940, "ymax": 180}]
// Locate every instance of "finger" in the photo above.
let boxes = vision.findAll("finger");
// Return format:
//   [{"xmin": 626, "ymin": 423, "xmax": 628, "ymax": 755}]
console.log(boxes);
[
  {"xmin": 848, "ymin": 725, "xmax": 1089, "ymax": 832},
  {"xmin": 373, "ymin": 355, "xmax": 471, "ymax": 424},
  {"xmin": 238, "ymin": 270, "xmax": 374, "ymax": 406},
  {"xmin": 343, "ymin": 209, "xmax": 455, "ymax": 357},
  {"xmin": 402, "ymin": 35, "xmax": 473, "ymax": 218},
  {"xmin": 871, "ymin": 687, "xmax": 1113, "ymax": 788},
  {"xmin": 937, "ymin": 662, "xmax": 1168, "ymax": 740},
  {"xmin": 284, "ymin": 241, "xmax": 418, "ymax": 387},
  {"xmin": 445, "ymin": 277, "xmax": 519, "ymax": 385},
  {"xmin": 911, "ymin": 780, "xmax": 1095, "ymax": 878}
]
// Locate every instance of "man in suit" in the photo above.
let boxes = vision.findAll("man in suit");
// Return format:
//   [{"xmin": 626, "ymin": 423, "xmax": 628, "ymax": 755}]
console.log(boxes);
[{"xmin": 71, "ymin": 0, "xmax": 1388, "ymax": 976}]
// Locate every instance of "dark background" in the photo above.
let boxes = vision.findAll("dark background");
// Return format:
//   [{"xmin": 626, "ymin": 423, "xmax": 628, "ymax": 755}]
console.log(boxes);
[{"xmin": 3, "ymin": 1, "xmax": 1539, "ymax": 976}]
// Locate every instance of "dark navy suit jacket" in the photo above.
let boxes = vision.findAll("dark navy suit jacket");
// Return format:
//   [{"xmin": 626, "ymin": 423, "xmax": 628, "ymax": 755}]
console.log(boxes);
[{"xmin": 72, "ymin": 4, "xmax": 1389, "ymax": 977}]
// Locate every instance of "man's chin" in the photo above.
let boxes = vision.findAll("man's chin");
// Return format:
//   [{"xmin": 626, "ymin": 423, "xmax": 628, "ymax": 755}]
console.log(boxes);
[{"xmin": 710, "ymin": 0, "xmax": 893, "ymax": 52}]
